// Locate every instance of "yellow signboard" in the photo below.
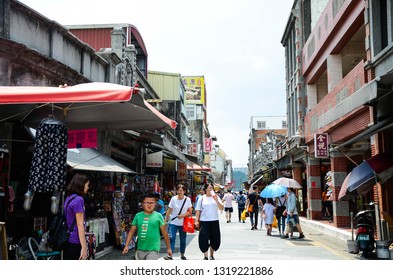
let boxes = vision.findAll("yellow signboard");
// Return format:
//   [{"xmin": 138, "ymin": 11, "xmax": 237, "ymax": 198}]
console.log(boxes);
[{"xmin": 182, "ymin": 76, "xmax": 205, "ymax": 105}]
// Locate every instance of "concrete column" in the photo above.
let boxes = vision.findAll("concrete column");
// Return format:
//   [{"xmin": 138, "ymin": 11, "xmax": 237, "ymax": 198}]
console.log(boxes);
[
  {"xmin": 330, "ymin": 150, "xmax": 350, "ymax": 228},
  {"xmin": 306, "ymin": 84, "xmax": 317, "ymax": 110},
  {"xmin": 327, "ymin": 54, "xmax": 343, "ymax": 91},
  {"xmin": 306, "ymin": 157, "xmax": 322, "ymax": 219}
]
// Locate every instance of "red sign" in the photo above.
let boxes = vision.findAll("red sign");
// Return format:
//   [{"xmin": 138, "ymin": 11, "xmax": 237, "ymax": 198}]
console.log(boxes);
[
  {"xmin": 177, "ymin": 161, "xmax": 187, "ymax": 180},
  {"xmin": 204, "ymin": 137, "xmax": 212, "ymax": 152},
  {"xmin": 314, "ymin": 133, "xmax": 329, "ymax": 158},
  {"xmin": 68, "ymin": 128, "xmax": 97, "ymax": 148}
]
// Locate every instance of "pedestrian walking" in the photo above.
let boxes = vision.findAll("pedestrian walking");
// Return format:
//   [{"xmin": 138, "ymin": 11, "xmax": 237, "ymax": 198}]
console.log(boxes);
[
  {"xmin": 195, "ymin": 183, "xmax": 224, "ymax": 260},
  {"xmin": 262, "ymin": 198, "xmax": 275, "ymax": 235},
  {"xmin": 281, "ymin": 187, "xmax": 305, "ymax": 239},
  {"xmin": 275, "ymin": 194, "xmax": 287, "ymax": 236},
  {"xmin": 122, "ymin": 193, "xmax": 171, "ymax": 260},
  {"xmin": 222, "ymin": 190, "xmax": 235, "ymax": 223},
  {"xmin": 246, "ymin": 186, "xmax": 263, "ymax": 230},
  {"xmin": 236, "ymin": 191, "xmax": 247, "ymax": 223},
  {"xmin": 164, "ymin": 184, "xmax": 193, "ymax": 260}
]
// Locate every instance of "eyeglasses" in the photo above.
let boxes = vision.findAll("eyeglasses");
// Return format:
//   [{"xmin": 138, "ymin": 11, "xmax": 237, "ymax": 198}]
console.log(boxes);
[{"xmin": 142, "ymin": 202, "xmax": 156, "ymax": 205}]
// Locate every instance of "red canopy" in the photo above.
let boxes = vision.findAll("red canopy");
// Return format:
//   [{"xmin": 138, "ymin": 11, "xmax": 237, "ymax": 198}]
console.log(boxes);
[
  {"xmin": 0, "ymin": 82, "xmax": 134, "ymax": 104},
  {"xmin": 0, "ymin": 82, "xmax": 177, "ymax": 131}
]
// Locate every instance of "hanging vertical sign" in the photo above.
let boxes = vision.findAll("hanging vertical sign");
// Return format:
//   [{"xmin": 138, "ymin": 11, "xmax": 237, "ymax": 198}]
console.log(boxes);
[
  {"xmin": 204, "ymin": 137, "xmax": 212, "ymax": 152},
  {"xmin": 314, "ymin": 133, "xmax": 329, "ymax": 158},
  {"xmin": 177, "ymin": 161, "xmax": 187, "ymax": 180}
]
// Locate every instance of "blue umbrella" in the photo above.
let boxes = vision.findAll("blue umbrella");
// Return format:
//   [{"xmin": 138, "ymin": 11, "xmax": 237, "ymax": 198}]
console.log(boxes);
[{"xmin": 260, "ymin": 183, "xmax": 287, "ymax": 198}]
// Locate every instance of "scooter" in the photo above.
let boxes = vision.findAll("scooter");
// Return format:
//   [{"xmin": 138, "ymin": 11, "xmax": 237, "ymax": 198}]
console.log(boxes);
[{"xmin": 354, "ymin": 207, "xmax": 375, "ymax": 258}]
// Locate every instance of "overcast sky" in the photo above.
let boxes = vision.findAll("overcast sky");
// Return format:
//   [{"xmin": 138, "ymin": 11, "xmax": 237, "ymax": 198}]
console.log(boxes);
[{"xmin": 19, "ymin": 0, "xmax": 294, "ymax": 168}]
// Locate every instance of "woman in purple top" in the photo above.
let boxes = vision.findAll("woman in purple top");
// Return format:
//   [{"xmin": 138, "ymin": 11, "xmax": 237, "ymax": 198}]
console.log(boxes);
[{"xmin": 63, "ymin": 173, "xmax": 89, "ymax": 260}]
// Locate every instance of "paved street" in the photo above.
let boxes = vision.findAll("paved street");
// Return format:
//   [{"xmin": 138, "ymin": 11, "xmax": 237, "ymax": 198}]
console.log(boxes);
[{"xmin": 98, "ymin": 207, "xmax": 361, "ymax": 260}]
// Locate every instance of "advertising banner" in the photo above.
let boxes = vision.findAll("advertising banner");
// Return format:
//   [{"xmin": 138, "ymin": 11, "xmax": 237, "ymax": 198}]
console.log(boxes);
[
  {"xmin": 68, "ymin": 128, "xmax": 97, "ymax": 148},
  {"xmin": 182, "ymin": 76, "xmax": 205, "ymax": 105}
]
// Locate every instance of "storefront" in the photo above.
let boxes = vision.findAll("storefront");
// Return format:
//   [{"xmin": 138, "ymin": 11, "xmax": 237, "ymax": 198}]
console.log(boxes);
[{"xmin": 0, "ymin": 83, "xmax": 178, "ymax": 259}]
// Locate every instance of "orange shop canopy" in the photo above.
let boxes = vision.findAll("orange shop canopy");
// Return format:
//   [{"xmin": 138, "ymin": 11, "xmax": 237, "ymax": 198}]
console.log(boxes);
[
  {"xmin": 187, "ymin": 163, "xmax": 211, "ymax": 172},
  {"xmin": 0, "ymin": 82, "xmax": 177, "ymax": 131}
]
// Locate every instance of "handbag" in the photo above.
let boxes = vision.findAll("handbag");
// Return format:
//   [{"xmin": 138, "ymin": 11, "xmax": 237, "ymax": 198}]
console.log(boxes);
[
  {"xmin": 241, "ymin": 209, "xmax": 248, "ymax": 221},
  {"xmin": 182, "ymin": 216, "xmax": 195, "ymax": 233},
  {"xmin": 272, "ymin": 215, "xmax": 278, "ymax": 228},
  {"xmin": 248, "ymin": 194, "xmax": 258, "ymax": 212}
]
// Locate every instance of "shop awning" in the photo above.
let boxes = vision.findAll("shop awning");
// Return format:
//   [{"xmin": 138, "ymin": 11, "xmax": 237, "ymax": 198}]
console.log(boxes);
[
  {"xmin": 0, "ymin": 82, "xmax": 177, "ymax": 131},
  {"xmin": 187, "ymin": 163, "xmax": 211, "ymax": 171},
  {"xmin": 67, "ymin": 148, "xmax": 137, "ymax": 173}
]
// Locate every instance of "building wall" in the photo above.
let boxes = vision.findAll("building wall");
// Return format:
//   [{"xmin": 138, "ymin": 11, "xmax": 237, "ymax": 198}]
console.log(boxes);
[{"xmin": 148, "ymin": 71, "xmax": 183, "ymax": 101}]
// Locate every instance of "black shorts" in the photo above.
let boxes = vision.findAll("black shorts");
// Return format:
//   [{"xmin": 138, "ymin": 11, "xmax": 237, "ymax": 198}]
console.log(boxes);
[{"xmin": 224, "ymin": 207, "xmax": 233, "ymax": 212}]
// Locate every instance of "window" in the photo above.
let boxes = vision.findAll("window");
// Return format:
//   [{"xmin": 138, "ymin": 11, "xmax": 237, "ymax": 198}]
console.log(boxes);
[{"xmin": 257, "ymin": 121, "xmax": 266, "ymax": 129}]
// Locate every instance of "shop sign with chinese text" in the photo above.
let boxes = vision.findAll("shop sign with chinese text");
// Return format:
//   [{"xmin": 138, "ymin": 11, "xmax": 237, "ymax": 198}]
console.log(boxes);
[
  {"xmin": 68, "ymin": 128, "xmax": 97, "ymax": 148},
  {"xmin": 204, "ymin": 138, "xmax": 212, "ymax": 152},
  {"xmin": 314, "ymin": 133, "xmax": 329, "ymax": 158}
]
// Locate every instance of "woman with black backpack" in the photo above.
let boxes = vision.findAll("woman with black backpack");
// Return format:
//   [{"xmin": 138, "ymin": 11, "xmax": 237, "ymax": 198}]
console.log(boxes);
[{"xmin": 63, "ymin": 173, "xmax": 90, "ymax": 260}]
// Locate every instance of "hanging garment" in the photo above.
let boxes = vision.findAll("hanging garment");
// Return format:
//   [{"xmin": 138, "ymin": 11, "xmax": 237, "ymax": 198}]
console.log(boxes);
[{"xmin": 27, "ymin": 119, "xmax": 68, "ymax": 193}]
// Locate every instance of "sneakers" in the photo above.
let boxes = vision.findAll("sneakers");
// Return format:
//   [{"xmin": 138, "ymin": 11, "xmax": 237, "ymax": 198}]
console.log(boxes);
[
  {"xmin": 281, "ymin": 234, "xmax": 289, "ymax": 239},
  {"xmin": 298, "ymin": 233, "xmax": 305, "ymax": 239},
  {"xmin": 180, "ymin": 256, "xmax": 187, "ymax": 260},
  {"xmin": 210, "ymin": 256, "xmax": 215, "ymax": 260},
  {"xmin": 163, "ymin": 255, "xmax": 173, "ymax": 260},
  {"xmin": 203, "ymin": 257, "xmax": 208, "ymax": 260}
]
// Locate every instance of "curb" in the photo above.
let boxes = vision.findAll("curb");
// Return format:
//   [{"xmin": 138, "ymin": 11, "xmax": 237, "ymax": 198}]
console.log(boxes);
[{"xmin": 299, "ymin": 217, "xmax": 352, "ymax": 242}]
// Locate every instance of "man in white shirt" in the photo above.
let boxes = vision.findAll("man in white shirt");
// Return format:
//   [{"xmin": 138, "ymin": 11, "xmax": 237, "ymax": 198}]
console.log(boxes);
[{"xmin": 222, "ymin": 191, "xmax": 235, "ymax": 223}]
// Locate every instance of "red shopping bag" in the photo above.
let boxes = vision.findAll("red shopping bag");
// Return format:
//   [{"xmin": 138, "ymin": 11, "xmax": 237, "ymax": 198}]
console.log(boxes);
[{"xmin": 183, "ymin": 216, "xmax": 195, "ymax": 233}]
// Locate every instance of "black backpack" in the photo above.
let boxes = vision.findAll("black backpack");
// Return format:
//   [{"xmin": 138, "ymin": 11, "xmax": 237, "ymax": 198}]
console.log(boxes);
[
  {"xmin": 237, "ymin": 195, "xmax": 246, "ymax": 207},
  {"xmin": 47, "ymin": 195, "xmax": 77, "ymax": 251}
]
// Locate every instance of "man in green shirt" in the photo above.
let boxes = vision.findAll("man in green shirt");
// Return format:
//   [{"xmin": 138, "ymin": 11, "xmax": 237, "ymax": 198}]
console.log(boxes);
[{"xmin": 122, "ymin": 193, "xmax": 172, "ymax": 260}]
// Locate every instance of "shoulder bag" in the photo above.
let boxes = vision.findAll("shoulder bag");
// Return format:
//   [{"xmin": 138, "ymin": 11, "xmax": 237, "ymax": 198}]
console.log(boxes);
[
  {"xmin": 170, "ymin": 197, "xmax": 187, "ymax": 221},
  {"xmin": 248, "ymin": 194, "xmax": 258, "ymax": 212}
]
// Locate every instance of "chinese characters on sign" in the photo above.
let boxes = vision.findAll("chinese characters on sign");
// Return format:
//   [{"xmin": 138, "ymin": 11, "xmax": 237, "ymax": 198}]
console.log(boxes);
[
  {"xmin": 146, "ymin": 151, "xmax": 163, "ymax": 167},
  {"xmin": 68, "ymin": 128, "xmax": 97, "ymax": 148},
  {"xmin": 314, "ymin": 133, "xmax": 329, "ymax": 158},
  {"xmin": 177, "ymin": 161, "xmax": 187, "ymax": 180},
  {"xmin": 204, "ymin": 138, "xmax": 212, "ymax": 152},
  {"xmin": 186, "ymin": 143, "xmax": 197, "ymax": 157}
]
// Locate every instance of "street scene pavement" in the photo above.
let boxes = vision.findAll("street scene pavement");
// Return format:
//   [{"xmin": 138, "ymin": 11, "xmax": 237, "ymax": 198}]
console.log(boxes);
[{"xmin": 97, "ymin": 207, "xmax": 362, "ymax": 261}]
